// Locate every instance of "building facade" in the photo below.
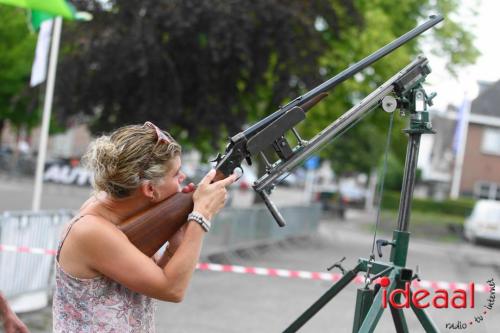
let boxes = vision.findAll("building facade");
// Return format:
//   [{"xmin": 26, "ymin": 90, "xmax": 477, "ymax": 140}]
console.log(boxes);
[
  {"xmin": 423, "ymin": 80, "xmax": 500, "ymax": 200},
  {"xmin": 460, "ymin": 81, "xmax": 500, "ymax": 199}
]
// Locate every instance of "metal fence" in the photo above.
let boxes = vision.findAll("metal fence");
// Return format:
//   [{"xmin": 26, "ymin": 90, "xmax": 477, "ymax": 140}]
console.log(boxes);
[
  {"xmin": 0, "ymin": 210, "xmax": 73, "ymax": 298},
  {"xmin": 205, "ymin": 203, "xmax": 322, "ymax": 255},
  {"xmin": 0, "ymin": 204, "xmax": 321, "ymax": 302}
]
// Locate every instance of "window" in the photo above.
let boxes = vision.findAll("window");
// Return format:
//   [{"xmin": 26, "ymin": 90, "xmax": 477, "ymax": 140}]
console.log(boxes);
[
  {"xmin": 481, "ymin": 128, "xmax": 500, "ymax": 155},
  {"xmin": 474, "ymin": 181, "xmax": 500, "ymax": 200}
]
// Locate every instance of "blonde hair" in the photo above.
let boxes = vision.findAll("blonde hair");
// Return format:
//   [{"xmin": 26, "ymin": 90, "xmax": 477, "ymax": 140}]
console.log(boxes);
[{"xmin": 82, "ymin": 124, "xmax": 181, "ymax": 198}]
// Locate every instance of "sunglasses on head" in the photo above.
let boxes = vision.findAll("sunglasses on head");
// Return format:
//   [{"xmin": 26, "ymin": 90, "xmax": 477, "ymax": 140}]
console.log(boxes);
[
  {"xmin": 144, "ymin": 121, "xmax": 172, "ymax": 145},
  {"xmin": 140, "ymin": 121, "xmax": 174, "ymax": 178}
]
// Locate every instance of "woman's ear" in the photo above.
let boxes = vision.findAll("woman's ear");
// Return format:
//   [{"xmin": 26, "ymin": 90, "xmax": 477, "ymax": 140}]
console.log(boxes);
[{"xmin": 140, "ymin": 180, "xmax": 156, "ymax": 201}]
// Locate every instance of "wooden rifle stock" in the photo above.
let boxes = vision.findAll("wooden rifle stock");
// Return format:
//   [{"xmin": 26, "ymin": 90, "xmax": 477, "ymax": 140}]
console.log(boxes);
[{"xmin": 119, "ymin": 170, "xmax": 227, "ymax": 257}]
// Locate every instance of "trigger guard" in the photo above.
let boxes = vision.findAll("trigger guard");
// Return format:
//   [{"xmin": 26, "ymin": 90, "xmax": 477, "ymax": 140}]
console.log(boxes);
[{"xmin": 234, "ymin": 166, "xmax": 244, "ymax": 182}]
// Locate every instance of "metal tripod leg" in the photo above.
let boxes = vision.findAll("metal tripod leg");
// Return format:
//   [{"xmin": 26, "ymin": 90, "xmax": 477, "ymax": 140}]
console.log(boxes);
[
  {"xmin": 389, "ymin": 279, "xmax": 409, "ymax": 333},
  {"xmin": 390, "ymin": 306, "xmax": 409, "ymax": 332},
  {"xmin": 283, "ymin": 263, "xmax": 363, "ymax": 333},
  {"xmin": 409, "ymin": 290, "xmax": 440, "ymax": 333},
  {"xmin": 357, "ymin": 270, "xmax": 399, "ymax": 333},
  {"xmin": 352, "ymin": 288, "xmax": 375, "ymax": 332}
]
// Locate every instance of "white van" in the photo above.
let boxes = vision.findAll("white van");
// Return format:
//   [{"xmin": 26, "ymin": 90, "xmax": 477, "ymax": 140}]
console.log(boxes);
[{"xmin": 464, "ymin": 200, "xmax": 500, "ymax": 244}]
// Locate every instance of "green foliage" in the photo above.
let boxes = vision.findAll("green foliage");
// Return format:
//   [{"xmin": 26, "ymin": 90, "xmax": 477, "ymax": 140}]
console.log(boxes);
[
  {"xmin": 300, "ymin": 0, "xmax": 480, "ymax": 175},
  {"xmin": 0, "ymin": 6, "xmax": 38, "ymax": 135},
  {"xmin": 381, "ymin": 152, "xmax": 405, "ymax": 191},
  {"xmin": 382, "ymin": 190, "xmax": 476, "ymax": 217},
  {"xmin": 430, "ymin": 0, "xmax": 481, "ymax": 75},
  {"xmin": 56, "ymin": 0, "xmax": 360, "ymax": 155},
  {"xmin": 53, "ymin": 0, "xmax": 478, "ymax": 169}
]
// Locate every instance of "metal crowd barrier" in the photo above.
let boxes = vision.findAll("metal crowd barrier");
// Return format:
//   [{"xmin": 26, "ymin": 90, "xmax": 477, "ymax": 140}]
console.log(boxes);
[
  {"xmin": 0, "ymin": 210, "xmax": 73, "ymax": 299},
  {"xmin": 0, "ymin": 204, "xmax": 321, "ymax": 304},
  {"xmin": 205, "ymin": 203, "xmax": 322, "ymax": 255}
]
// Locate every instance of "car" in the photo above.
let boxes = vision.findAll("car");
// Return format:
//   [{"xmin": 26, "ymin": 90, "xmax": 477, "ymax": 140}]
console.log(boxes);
[
  {"xmin": 464, "ymin": 200, "xmax": 500, "ymax": 244},
  {"xmin": 339, "ymin": 183, "xmax": 367, "ymax": 208},
  {"xmin": 312, "ymin": 184, "xmax": 346, "ymax": 219}
]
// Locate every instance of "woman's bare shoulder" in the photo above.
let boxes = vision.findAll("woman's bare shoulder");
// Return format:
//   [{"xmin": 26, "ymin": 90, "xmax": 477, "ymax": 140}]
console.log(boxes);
[
  {"xmin": 58, "ymin": 215, "xmax": 128, "ymax": 278},
  {"xmin": 69, "ymin": 214, "xmax": 127, "ymax": 247}
]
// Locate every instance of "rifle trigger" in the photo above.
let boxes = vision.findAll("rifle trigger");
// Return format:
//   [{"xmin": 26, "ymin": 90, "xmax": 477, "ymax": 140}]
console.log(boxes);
[{"xmin": 210, "ymin": 153, "xmax": 223, "ymax": 164}]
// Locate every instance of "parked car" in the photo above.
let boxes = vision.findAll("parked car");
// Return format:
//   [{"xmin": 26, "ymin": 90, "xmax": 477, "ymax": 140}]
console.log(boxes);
[
  {"xmin": 339, "ymin": 183, "xmax": 367, "ymax": 208},
  {"xmin": 312, "ymin": 184, "xmax": 345, "ymax": 219},
  {"xmin": 464, "ymin": 200, "xmax": 500, "ymax": 244}
]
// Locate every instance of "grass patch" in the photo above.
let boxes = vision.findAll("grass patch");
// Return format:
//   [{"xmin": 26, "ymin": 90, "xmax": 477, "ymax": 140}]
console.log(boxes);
[{"xmin": 382, "ymin": 191, "xmax": 475, "ymax": 217}]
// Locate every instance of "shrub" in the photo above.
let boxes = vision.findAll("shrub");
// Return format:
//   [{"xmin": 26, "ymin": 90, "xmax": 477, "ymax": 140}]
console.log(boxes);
[{"xmin": 381, "ymin": 191, "xmax": 475, "ymax": 217}]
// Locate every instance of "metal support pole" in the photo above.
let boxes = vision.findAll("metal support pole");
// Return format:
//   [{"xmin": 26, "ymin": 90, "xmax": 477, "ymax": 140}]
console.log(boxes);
[
  {"xmin": 396, "ymin": 134, "xmax": 421, "ymax": 232},
  {"xmin": 32, "ymin": 17, "xmax": 63, "ymax": 211}
]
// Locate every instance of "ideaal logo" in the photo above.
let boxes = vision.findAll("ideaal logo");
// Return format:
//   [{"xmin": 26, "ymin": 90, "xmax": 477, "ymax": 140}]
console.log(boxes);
[
  {"xmin": 445, "ymin": 279, "xmax": 496, "ymax": 330},
  {"xmin": 379, "ymin": 277, "xmax": 475, "ymax": 309},
  {"xmin": 378, "ymin": 277, "xmax": 496, "ymax": 330}
]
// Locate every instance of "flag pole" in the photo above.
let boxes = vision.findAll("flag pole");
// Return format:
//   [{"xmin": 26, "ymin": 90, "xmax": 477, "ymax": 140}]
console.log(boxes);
[
  {"xmin": 450, "ymin": 96, "xmax": 471, "ymax": 199},
  {"xmin": 32, "ymin": 16, "xmax": 62, "ymax": 211}
]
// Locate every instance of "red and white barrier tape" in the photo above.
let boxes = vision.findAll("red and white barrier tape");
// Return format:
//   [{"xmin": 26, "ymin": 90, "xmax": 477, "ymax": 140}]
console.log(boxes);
[
  {"xmin": 195, "ymin": 262, "xmax": 495, "ymax": 293},
  {"xmin": 0, "ymin": 244, "xmax": 57, "ymax": 256},
  {"xmin": 1, "ymin": 244, "xmax": 495, "ymax": 294}
]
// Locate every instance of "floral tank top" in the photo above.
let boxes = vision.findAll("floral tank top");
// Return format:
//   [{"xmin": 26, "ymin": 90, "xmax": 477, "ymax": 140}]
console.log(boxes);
[{"xmin": 52, "ymin": 216, "xmax": 156, "ymax": 332}]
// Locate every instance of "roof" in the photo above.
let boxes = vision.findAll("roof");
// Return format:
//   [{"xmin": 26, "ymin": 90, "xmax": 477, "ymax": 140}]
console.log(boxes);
[{"xmin": 471, "ymin": 80, "xmax": 500, "ymax": 118}]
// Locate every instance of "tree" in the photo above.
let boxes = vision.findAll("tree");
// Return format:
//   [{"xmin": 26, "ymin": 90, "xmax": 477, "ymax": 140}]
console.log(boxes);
[
  {"xmin": 297, "ymin": 0, "xmax": 480, "ymax": 176},
  {"xmin": 0, "ymin": 6, "xmax": 38, "ymax": 145},
  {"xmin": 55, "ymin": 0, "xmax": 360, "ymax": 153},
  {"xmin": 55, "ymin": 0, "xmax": 478, "ymax": 176}
]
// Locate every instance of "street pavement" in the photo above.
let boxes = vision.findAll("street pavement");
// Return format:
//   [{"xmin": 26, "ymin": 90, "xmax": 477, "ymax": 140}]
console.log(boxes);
[{"xmin": 1, "ymin": 176, "xmax": 499, "ymax": 332}]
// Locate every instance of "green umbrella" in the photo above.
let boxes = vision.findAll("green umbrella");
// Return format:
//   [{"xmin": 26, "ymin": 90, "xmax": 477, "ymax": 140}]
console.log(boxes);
[{"xmin": 0, "ymin": 0, "xmax": 78, "ymax": 19}]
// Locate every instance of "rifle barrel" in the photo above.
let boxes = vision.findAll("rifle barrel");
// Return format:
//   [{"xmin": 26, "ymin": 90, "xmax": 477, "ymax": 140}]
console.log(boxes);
[{"xmin": 242, "ymin": 14, "xmax": 443, "ymax": 139}]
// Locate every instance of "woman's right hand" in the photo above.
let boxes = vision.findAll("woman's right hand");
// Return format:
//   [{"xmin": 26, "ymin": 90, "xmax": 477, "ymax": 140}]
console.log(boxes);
[{"xmin": 192, "ymin": 169, "xmax": 238, "ymax": 220}]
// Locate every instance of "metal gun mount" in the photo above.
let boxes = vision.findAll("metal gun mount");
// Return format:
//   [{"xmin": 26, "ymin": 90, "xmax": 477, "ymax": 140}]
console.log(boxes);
[
  {"xmin": 212, "ymin": 15, "xmax": 443, "ymax": 227},
  {"xmin": 283, "ymin": 56, "xmax": 441, "ymax": 333},
  {"xmin": 253, "ymin": 55, "xmax": 436, "ymax": 227}
]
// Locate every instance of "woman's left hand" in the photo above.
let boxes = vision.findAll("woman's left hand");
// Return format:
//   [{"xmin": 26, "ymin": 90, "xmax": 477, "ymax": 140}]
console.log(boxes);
[{"xmin": 181, "ymin": 182, "xmax": 196, "ymax": 193}]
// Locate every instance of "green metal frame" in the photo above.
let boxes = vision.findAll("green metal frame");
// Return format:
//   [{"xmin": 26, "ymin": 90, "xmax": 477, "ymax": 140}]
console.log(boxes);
[{"xmin": 283, "ymin": 82, "xmax": 441, "ymax": 332}]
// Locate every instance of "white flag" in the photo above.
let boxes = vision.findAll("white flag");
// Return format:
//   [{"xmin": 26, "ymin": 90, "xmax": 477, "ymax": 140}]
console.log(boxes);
[
  {"xmin": 30, "ymin": 19, "xmax": 53, "ymax": 87},
  {"xmin": 451, "ymin": 95, "xmax": 471, "ymax": 155}
]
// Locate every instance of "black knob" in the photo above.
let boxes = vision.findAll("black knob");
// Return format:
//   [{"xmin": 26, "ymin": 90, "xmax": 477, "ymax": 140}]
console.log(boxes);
[{"xmin": 376, "ymin": 239, "xmax": 395, "ymax": 258}]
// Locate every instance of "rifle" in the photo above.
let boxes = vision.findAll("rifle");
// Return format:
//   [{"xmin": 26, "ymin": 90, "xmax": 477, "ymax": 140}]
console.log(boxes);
[{"xmin": 119, "ymin": 15, "xmax": 443, "ymax": 257}]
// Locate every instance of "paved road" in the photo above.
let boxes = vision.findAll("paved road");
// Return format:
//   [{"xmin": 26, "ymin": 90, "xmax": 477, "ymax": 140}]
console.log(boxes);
[
  {"xmin": 1, "ymin": 177, "xmax": 499, "ymax": 332},
  {"xmin": 153, "ymin": 217, "xmax": 500, "ymax": 333}
]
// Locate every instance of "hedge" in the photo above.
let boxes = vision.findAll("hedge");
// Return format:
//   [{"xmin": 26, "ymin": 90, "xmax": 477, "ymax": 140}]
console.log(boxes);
[{"xmin": 381, "ymin": 191, "xmax": 475, "ymax": 217}]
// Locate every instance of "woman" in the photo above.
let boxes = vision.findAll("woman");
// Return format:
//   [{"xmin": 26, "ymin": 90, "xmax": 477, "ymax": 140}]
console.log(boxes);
[{"xmin": 52, "ymin": 122, "xmax": 237, "ymax": 332}]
